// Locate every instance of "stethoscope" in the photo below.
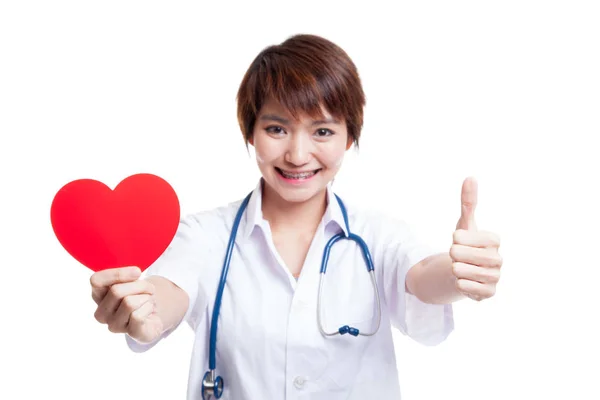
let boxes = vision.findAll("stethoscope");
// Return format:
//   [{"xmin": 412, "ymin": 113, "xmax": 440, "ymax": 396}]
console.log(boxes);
[{"xmin": 201, "ymin": 190, "xmax": 382, "ymax": 399}]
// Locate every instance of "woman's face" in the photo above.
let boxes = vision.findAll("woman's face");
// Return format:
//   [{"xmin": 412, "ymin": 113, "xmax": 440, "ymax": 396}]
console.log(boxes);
[{"xmin": 251, "ymin": 98, "xmax": 351, "ymax": 204}]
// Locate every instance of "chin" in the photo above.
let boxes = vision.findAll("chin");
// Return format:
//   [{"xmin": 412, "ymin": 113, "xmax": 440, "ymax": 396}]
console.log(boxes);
[{"xmin": 276, "ymin": 189, "xmax": 321, "ymax": 203}]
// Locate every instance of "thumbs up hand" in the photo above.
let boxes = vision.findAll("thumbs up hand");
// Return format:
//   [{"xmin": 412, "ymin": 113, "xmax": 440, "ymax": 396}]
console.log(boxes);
[{"xmin": 450, "ymin": 177, "xmax": 503, "ymax": 301}]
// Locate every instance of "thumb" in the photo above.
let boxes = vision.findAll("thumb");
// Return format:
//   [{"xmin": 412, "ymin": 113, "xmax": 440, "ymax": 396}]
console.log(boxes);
[{"xmin": 456, "ymin": 177, "xmax": 478, "ymax": 231}]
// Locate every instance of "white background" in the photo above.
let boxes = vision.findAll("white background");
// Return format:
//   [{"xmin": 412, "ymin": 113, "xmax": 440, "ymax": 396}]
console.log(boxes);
[{"xmin": 1, "ymin": 1, "xmax": 599, "ymax": 399}]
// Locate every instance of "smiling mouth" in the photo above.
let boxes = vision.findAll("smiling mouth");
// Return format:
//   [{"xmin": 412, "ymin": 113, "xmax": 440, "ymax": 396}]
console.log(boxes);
[{"xmin": 275, "ymin": 167, "xmax": 321, "ymax": 180}]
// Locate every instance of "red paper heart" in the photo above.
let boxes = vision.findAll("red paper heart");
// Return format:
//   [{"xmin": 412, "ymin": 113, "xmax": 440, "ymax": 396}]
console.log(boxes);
[{"xmin": 50, "ymin": 173, "xmax": 180, "ymax": 272}]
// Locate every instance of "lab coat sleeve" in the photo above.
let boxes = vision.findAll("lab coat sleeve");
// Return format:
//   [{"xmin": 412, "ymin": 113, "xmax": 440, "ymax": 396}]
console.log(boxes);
[
  {"xmin": 379, "ymin": 217, "xmax": 454, "ymax": 346},
  {"xmin": 125, "ymin": 213, "xmax": 210, "ymax": 353}
]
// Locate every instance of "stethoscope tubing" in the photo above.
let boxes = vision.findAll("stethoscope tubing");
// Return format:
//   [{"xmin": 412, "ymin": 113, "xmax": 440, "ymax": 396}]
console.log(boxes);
[{"xmin": 202, "ymin": 190, "xmax": 382, "ymax": 399}]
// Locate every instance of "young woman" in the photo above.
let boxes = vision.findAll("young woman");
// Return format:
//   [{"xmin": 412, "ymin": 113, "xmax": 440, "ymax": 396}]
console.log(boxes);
[{"xmin": 90, "ymin": 33, "xmax": 503, "ymax": 400}]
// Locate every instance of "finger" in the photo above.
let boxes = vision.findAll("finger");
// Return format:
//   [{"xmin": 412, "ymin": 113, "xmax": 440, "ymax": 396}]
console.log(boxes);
[
  {"xmin": 456, "ymin": 278, "xmax": 495, "ymax": 301},
  {"xmin": 94, "ymin": 280, "xmax": 154, "ymax": 324},
  {"xmin": 129, "ymin": 300, "xmax": 155, "ymax": 330},
  {"xmin": 453, "ymin": 229, "xmax": 501, "ymax": 248},
  {"xmin": 91, "ymin": 266, "xmax": 142, "ymax": 304},
  {"xmin": 128, "ymin": 301, "xmax": 162, "ymax": 343},
  {"xmin": 452, "ymin": 262, "xmax": 501, "ymax": 284},
  {"xmin": 107, "ymin": 294, "xmax": 152, "ymax": 334},
  {"xmin": 456, "ymin": 177, "xmax": 478, "ymax": 231},
  {"xmin": 450, "ymin": 244, "xmax": 503, "ymax": 268}
]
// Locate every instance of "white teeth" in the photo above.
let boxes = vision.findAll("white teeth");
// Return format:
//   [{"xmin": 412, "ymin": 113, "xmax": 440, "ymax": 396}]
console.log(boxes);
[{"xmin": 280, "ymin": 169, "xmax": 317, "ymax": 179}]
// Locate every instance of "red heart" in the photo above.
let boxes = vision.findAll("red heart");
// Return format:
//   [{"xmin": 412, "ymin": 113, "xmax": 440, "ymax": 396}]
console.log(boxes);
[{"xmin": 50, "ymin": 173, "xmax": 180, "ymax": 272}]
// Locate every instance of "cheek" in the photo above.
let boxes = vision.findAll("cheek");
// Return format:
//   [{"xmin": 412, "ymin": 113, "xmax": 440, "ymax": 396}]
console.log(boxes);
[
  {"xmin": 254, "ymin": 136, "xmax": 279, "ymax": 165},
  {"xmin": 320, "ymin": 147, "xmax": 346, "ymax": 169},
  {"xmin": 255, "ymin": 151, "xmax": 265, "ymax": 164}
]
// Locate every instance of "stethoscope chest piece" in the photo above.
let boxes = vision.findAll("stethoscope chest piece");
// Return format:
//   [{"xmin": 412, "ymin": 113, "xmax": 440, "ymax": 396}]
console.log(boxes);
[{"xmin": 202, "ymin": 370, "xmax": 223, "ymax": 399}]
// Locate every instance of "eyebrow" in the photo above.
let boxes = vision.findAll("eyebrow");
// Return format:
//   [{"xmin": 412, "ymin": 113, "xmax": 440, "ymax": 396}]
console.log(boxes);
[{"xmin": 259, "ymin": 114, "xmax": 341, "ymax": 126}]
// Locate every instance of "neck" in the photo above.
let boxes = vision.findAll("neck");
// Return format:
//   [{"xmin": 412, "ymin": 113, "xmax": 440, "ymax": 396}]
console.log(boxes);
[{"xmin": 261, "ymin": 180, "xmax": 328, "ymax": 233}]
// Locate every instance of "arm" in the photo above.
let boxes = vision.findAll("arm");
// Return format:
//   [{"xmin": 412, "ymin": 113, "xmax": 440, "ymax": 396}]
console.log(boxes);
[
  {"xmin": 405, "ymin": 252, "xmax": 465, "ymax": 305},
  {"xmin": 375, "ymin": 214, "xmax": 455, "ymax": 346},
  {"xmin": 145, "ymin": 276, "xmax": 189, "ymax": 333},
  {"xmin": 124, "ymin": 214, "xmax": 213, "ymax": 349}
]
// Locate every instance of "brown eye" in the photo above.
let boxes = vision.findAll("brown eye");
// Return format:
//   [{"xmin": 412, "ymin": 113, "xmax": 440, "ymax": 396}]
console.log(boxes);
[
  {"xmin": 315, "ymin": 128, "xmax": 334, "ymax": 137},
  {"xmin": 266, "ymin": 126, "xmax": 285, "ymax": 135}
]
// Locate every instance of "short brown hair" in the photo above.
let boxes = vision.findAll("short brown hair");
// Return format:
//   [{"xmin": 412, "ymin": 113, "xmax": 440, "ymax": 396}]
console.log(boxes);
[{"xmin": 236, "ymin": 34, "xmax": 366, "ymax": 148}]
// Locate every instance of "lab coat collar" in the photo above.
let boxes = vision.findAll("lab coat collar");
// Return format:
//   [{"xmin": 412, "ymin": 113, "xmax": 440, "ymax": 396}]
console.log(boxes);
[
  {"xmin": 241, "ymin": 178, "xmax": 264, "ymax": 240},
  {"xmin": 323, "ymin": 181, "xmax": 350, "ymax": 237},
  {"xmin": 242, "ymin": 178, "xmax": 349, "ymax": 240}
]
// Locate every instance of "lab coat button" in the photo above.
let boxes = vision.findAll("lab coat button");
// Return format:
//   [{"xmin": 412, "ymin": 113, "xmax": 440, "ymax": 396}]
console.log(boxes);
[{"xmin": 294, "ymin": 376, "xmax": 307, "ymax": 389}]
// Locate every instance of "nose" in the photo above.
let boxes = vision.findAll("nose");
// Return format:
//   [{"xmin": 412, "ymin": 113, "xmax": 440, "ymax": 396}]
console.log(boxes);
[{"xmin": 285, "ymin": 132, "xmax": 312, "ymax": 166}]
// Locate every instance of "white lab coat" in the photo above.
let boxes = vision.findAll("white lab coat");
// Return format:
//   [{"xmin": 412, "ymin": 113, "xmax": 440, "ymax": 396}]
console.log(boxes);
[{"xmin": 126, "ymin": 179, "xmax": 454, "ymax": 399}]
